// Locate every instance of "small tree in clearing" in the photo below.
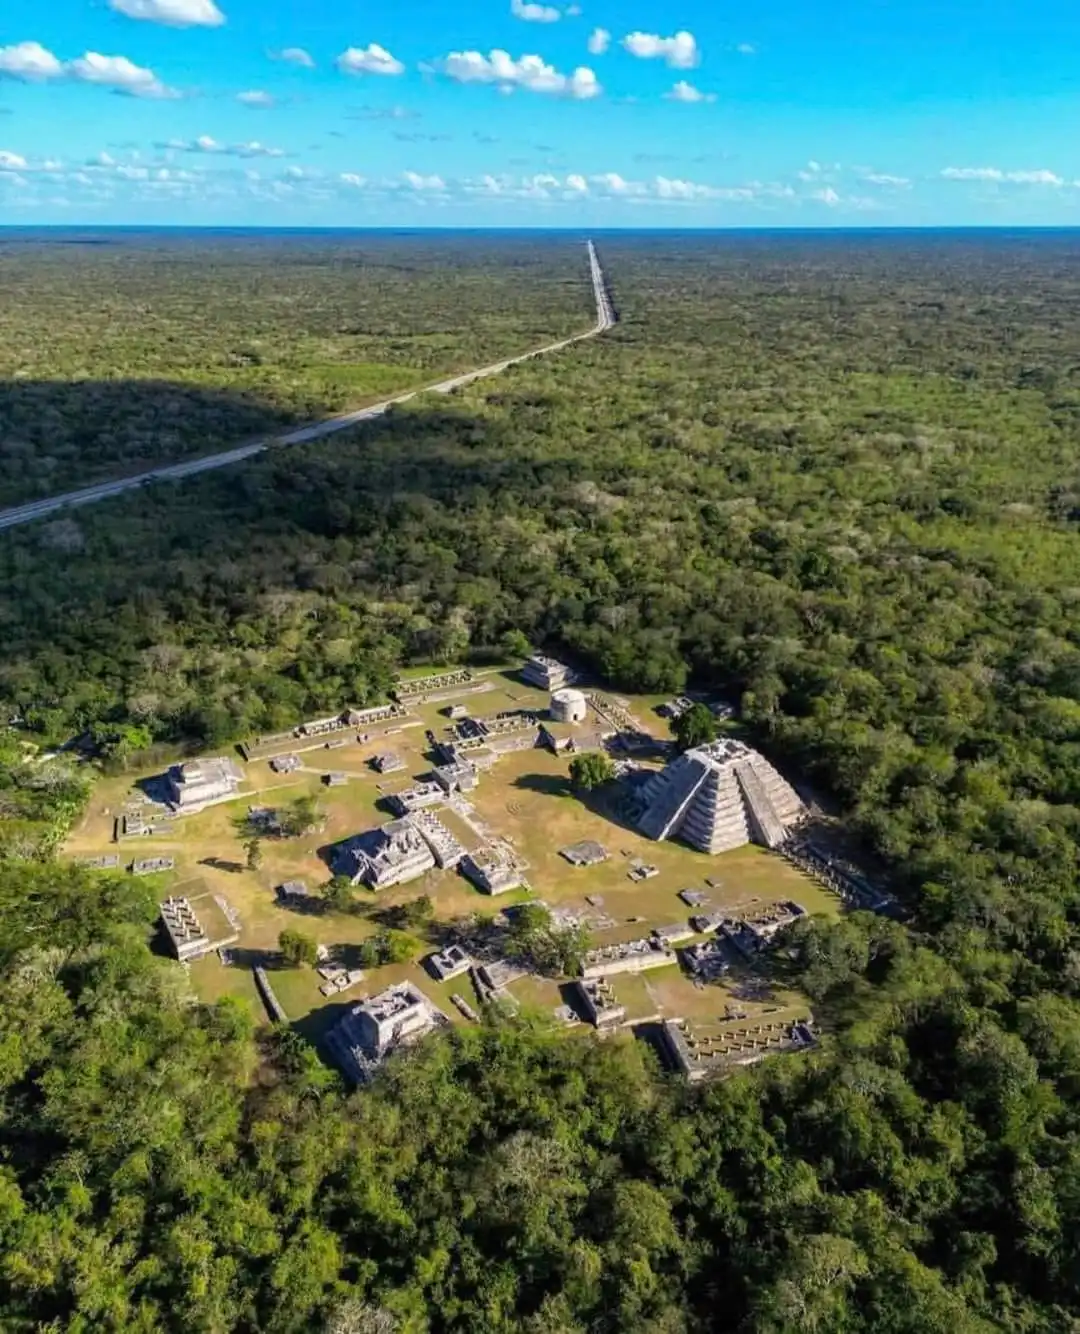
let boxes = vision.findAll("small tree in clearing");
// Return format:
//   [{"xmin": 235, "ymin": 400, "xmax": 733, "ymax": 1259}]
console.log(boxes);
[
  {"xmin": 279, "ymin": 929, "xmax": 318, "ymax": 968},
  {"xmin": 569, "ymin": 751, "xmax": 615, "ymax": 793}
]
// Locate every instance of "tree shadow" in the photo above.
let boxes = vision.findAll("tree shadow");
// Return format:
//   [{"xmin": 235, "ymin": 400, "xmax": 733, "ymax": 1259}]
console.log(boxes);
[
  {"xmin": 227, "ymin": 945, "xmax": 279, "ymax": 970},
  {"xmin": 200, "ymin": 856, "xmax": 245, "ymax": 874},
  {"xmin": 512, "ymin": 772, "xmax": 572, "ymax": 800}
]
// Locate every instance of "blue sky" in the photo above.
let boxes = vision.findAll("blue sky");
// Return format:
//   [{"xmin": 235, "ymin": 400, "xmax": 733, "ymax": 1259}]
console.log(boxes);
[{"xmin": 2, "ymin": 0, "xmax": 1080, "ymax": 226}]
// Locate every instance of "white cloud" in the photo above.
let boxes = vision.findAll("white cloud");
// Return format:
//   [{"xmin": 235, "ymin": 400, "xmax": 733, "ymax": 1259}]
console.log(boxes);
[
  {"xmin": 0, "ymin": 149, "xmax": 28, "ymax": 169},
  {"xmin": 511, "ymin": 0, "xmax": 561, "ymax": 20},
  {"xmin": 440, "ymin": 49, "xmax": 601, "ymax": 98},
  {"xmin": 233, "ymin": 141, "xmax": 284, "ymax": 158},
  {"xmin": 339, "ymin": 172, "xmax": 366, "ymax": 187},
  {"xmin": 403, "ymin": 170, "xmax": 446, "ymax": 191},
  {"xmin": 0, "ymin": 41, "xmax": 64, "ymax": 80},
  {"xmin": 337, "ymin": 44, "xmax": 405, "ymax": 76},
  {"xmin": 622, "ymin": 30, "xmax": 699, "ymax": 69},
  {"xmin": 664, "ymin": 80, "xmax": 715, "ymax": 103},
  {"xmin": 165, "ymin": 136, "xmax": 284, "ymax": 158},
  {"xmin": 566, "ymin": 173, "xmax": 588, "ymax": 192},
  {"xmin": 275, "ymin": 47, "xmax": 315, "ymax": 68},
  {"xmin": 811, "ymin": 186, "xmax": 841, "ymax": 206},
  {"xmin": 108, "ymin": 0, "xmax": 224, "ymax": 27},
  {"xmin": 654, "ymin": 175, "xmax": 721, "ymax": 200},
  {"xmin": 284, "ymin": 164, "xmax": 306, "ymax": 179},
  {"xmin": 736, "ymin": 43, "xmax": 756, "ymax": 55},
  {"xmin": 588, "ymin": 27, "xmax": 611, "ymax": 55},
  {"xmin": 590, "ymin": 172, "xmax": 642, "ymax": 195},
  {"xmin": 237, "ymin": 89, "xmax": 275, "ymax": 107},
  {"xmin": 68, "ymin": 51, "xmax": 179, "ymax": 99},
  {"xmin": 942, "ymin": 166, "xmax": 1063, "ymax": 185},
  {"xmin": 862, "ymin": 172, "xmax": 910, "ymax": 188}
]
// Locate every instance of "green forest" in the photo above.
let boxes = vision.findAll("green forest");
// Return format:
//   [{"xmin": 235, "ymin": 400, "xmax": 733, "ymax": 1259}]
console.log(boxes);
[
  {"xmin": 0, "ymin": 231, "xmax": 588, "ymax": 506},
  {"xmin": 3, "ymin": 232, "xmax": 1080, "ymax": 1330}
]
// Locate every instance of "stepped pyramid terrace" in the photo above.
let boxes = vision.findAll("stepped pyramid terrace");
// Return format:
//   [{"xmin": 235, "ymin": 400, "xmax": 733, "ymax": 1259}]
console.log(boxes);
[{"xmin": 636, "ymin": 740, "xmax": 807, "ymax": 854}]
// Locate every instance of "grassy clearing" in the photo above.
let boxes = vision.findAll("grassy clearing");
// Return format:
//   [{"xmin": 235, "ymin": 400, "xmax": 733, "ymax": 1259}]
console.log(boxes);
[{"xmin": 64, "ymin": 684, "xmax": 836, "ymax": 1037}]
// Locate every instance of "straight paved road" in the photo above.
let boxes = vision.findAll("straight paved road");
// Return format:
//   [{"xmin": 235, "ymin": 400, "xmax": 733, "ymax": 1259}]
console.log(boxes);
[{"xmin": 0, "ymin": 240, "xmax": 616, "ymax": 533}]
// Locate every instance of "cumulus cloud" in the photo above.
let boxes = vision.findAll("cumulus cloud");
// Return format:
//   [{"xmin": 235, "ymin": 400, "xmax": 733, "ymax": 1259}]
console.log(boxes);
[
  {"xmin": 588, "ymin": 27, "xmax": 611, "ymax": 55},
  {"xmin": 511, "ymin": 0, "xmax": 561, "ymax": 20},
  {"xmin": 622, "ymin": 30, "xmax": 699, "ymax": 69},
  {"xmin": 108, "ymin": 0, "xmax": 224, "ymax": 27},
  {"xmin": 654, "ymin": 175, "xmax": 721, "ymax": 199},
  {"xmin": 942, "ymin": 166, "xmax": 1063, "ymax": 185},
  {"xmin": 68, "ymin": 52, "xmax": 179, "ymax": 98},
  {"xmin": 237, "ymin": 89, "xmax": 275, "ymax": 106},
  {"xmin": 736, "ymin": 42, "xmax": 756, "ymax": 55},
  {"xmin": 440, "ymin": 49, "xmax": 601, "ymax": 98},
  {"xmin": 0, "ymin": 41, "xmax": 64, "ymax": 80},
  {"xmin": 403, "ymin": 170, "xmax": 446, "ymax": 191},
  {"xmin": 0, "ymin": 43, "xmax": 180, "ymax": 96},
  {"xmin": 339, "ymin": 172, "xmax": 366, "ymax": 187},
  {"xmin": 664, "ymin": 80, "xmax": 715, "ymax": 103},
  {"xmin": 274, "ymin": 47, "xmax": 315, "ymax": 67},
  {"xmin": 337, "ymin": 44, "xmax": 405, "ymax": 76},
  {"xmin": 0, "ymin": 149, "xmax": 28, "ymax": 169},
  {"xmin": 811, "ymin": 187, "xmax": 841, "ymax": 205}
]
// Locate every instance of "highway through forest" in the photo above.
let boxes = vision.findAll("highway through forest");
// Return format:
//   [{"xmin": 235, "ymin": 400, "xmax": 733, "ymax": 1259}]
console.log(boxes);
[{"xmin": 0, "ymin": 240, "xmax": 617, "ymax": 533}]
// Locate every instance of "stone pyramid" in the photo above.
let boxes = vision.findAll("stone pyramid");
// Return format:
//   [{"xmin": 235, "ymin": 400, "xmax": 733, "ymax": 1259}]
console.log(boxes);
[{"xmin": 636, "ymin": 740, "xmax": 806, "ymax": 854}]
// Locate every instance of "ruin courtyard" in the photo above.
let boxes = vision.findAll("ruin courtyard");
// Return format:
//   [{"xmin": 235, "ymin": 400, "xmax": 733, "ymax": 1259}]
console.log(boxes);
[{"xmin": 62, "ymin": 659, "xmax": 852, "ymax": 1080}]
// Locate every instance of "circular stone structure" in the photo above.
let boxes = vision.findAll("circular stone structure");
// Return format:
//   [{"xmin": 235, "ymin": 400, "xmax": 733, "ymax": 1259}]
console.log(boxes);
[{"xmin": 550, "ymin": 688, "xmax": 588, "ymax": 724}]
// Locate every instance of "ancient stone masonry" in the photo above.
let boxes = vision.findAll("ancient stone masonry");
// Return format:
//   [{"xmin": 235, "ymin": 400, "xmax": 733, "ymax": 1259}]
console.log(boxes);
[
  {"xmin": 409, "ymin": 811, "xmax": 467, "ymax": 870},
  {"xmin": 720, "ymin": 901, "xmax": 806, "ymax": 955},
  {"xmin": 388, "ymin": 782, "xmax": 445, "ymax": 817},
  {"xmin": 682, "ymin": 938, "xmax": 730, "ymax": 981},
  {"xmin": 165, "ymin": 757, "xmax": 243, "ymax": 813},
  {"xmin": 133, "ymin": 856, "xmax": 175, "ymax": 875},
  {"xmin": 432, "ymin": 761, "xmax": 479, "ymax": 795},
  {"xmin": 393, "ymin": 669, "xmax": 474, "ymax": 700},
  {"xmin": 550, "ymin": 688, "xmax": 589, "ymax": 724},
  {"xmin": 582, "ymin": 936, "xmax": 676, "ymax": 979},
  {"xmin": 373, "ymin": 752, "xmax": 407, "ymax": 775},
  {"xmin": 574, "ymin": 978, "xmax": 627, "ymax": 1028},
  {"xmin": 326, "ymin": 982, "xmax": 448, "ymax": 1084},
  {"xmin": 660, "ymin": 1016, "xmax": 816, "ymax": 1082},
  {"xmin": 78, "ymin": 854, "xmax": 121, "ymax": 870},
  {"xmin": 636, "ymin": 740, "xmax": 807, "ymax": 854},
  {"xmin": 428, "ymin": 944, "xmax": 472, "ymax": 981},
  {"xmin": 521, "ymin": 655, "xmax": 572, "ymax": 691},
  {"xmin": 339, "ymin": 820, "xmax": 436, "ymax": 890},
  {"xmin": 160, "ymin": 897, "xmax": 208, "ymax": 961},
  {"xmin": 560, "ymin": 840, "xmax": 609, "ymax": 867},
  {"xmin": 241, "ymin": 704, "xmax": 407, "ymax": 761},
  {"xmin": 461, "ymin": 845, "xmax": 528, "ymax": 895},
  {"xmin": 781, "ymin": 833, "xmax": 898, "ymax": 916},
  {"xmin": 298, "ymin": 705, "xmax": 405, "ymax": 738}
]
